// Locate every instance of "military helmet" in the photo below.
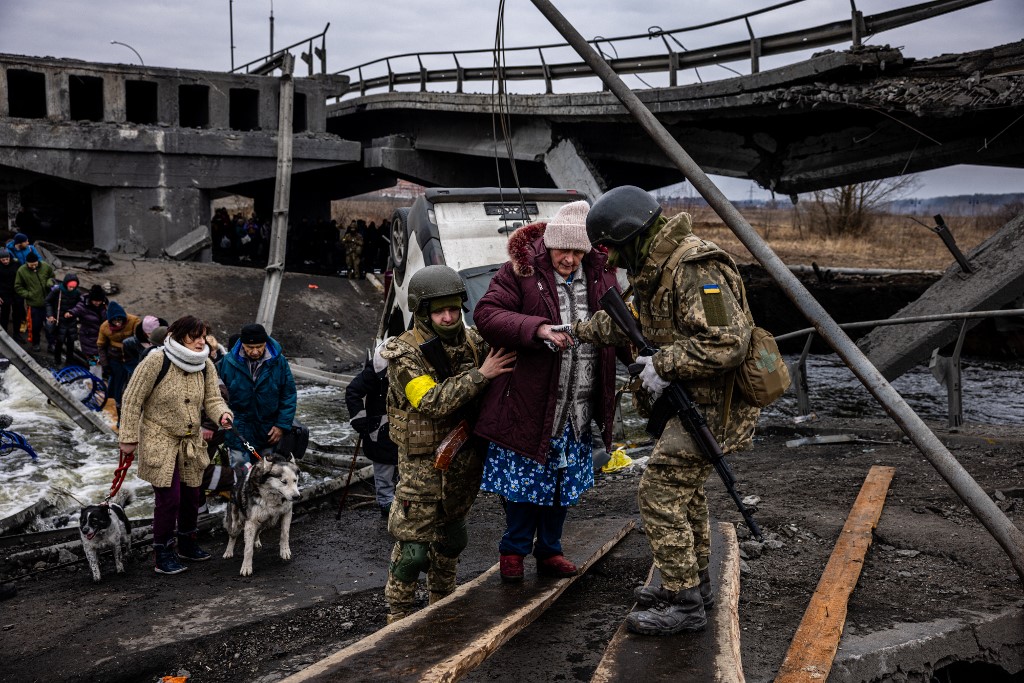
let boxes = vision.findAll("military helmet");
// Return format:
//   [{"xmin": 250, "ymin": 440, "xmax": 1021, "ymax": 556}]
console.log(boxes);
[
  {"xmin": 585, "ymin": 185, "xmax": 663, "ymax": 246},
  {"xmin": 407, "ymin": 265, "xmax": 467, "ymax": 313}
]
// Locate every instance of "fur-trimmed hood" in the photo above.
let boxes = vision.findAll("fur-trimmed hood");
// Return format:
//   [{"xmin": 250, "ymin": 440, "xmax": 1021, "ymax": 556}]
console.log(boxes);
[{"xmin": 506, "ymin": 221, "xmax": 611, "ymax": 277}]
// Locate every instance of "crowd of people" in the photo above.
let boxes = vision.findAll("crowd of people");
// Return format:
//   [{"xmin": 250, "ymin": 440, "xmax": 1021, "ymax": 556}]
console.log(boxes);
[
  {"xmin": 344, "ymin": 189, "xmax": 761, "ymax": 637},
  {"xmin": 5, "ymin": 189, "xmax": 762, "ymax": 641},
  {"xmin": 210, "ymin": 208, "xmax": 391, "ymax": 277}
]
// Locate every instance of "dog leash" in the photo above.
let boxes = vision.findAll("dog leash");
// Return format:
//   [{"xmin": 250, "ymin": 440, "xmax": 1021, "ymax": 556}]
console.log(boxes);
[
  {"xmin": 228, "ymin": 425, "xmax": 264, "ymax": 461},
  {"xmin": 104, "ymin": 447, "xmax": 135, "ymax": 504}
]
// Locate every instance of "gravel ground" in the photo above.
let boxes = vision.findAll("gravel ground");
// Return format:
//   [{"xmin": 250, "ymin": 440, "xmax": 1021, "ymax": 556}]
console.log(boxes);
[{"xmin": 2, "ymin": 417, "xmax": 1022, "ymax": 683}]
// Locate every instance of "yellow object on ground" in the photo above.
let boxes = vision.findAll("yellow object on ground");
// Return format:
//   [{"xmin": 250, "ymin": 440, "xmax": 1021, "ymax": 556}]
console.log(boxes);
[{"xmin": 601, "ymin": 449, "xmax": 633, "ymax": 473}]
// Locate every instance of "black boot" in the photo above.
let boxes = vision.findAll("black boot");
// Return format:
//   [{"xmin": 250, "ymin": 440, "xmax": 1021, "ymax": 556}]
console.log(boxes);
[
  {"xmin": 698, "ymin": 568, "xmax": 715, "ymax": 609},
  {"xmin": 176, "ymin": 529, "xmax": 212, "ymax": 561},
  {"xmin": 625, "ymin": 586, "xmax": 706, "ymax": 635},
  {"xmin": 635, "ymin": 570, "xmax": 715, "ymax": 609},
  {"xmin": 153, "ymin": 543, "xmax": 188, "ymax": 575}
]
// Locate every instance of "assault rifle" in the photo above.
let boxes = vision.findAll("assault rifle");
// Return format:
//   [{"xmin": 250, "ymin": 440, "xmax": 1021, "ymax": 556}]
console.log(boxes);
[{"xmin": 598, "ymin": 288, "xmax": 763, "ymax": 541}]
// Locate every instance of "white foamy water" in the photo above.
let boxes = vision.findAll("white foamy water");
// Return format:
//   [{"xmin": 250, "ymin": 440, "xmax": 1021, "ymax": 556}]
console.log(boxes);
[{"xmin": 0, "ymin": 370, "xmax": 353, "ymax": 530}]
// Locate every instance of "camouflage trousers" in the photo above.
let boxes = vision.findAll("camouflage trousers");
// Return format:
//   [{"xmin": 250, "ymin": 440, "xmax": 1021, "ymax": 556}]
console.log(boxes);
[
  {"xmin": 638, "ymin": 460, "xmax": 714, "ymax": 593},
  {"xmin": 345, "ymin": 252, "xmax": 362, "ymax": 277},
  {"xmin": 384, "ymin": 493, "xmax": 477, "ymax": 622}
]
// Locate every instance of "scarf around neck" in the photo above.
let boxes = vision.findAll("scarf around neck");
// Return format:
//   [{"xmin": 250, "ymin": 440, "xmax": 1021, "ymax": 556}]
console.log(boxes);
[{"xmin": 164, "ymin": 337, "xmax": 210, "ymax": 374}]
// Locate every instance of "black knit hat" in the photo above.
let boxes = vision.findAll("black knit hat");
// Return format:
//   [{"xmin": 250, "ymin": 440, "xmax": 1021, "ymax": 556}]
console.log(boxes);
[
  {"xmin": 25, "ymin": 251, "xmax": 38, "ymax": 263},
  {"xmin": 88, "ymin": 284, "xmax": 106, "ymax": 301},
  {"xmin": 239, "ymin": 323, "xmax": 269, "ymax": 345}
]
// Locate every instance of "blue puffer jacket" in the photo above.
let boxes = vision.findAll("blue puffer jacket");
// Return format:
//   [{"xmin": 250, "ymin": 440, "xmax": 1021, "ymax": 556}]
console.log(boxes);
[{"xmin": 218, "ymin": 337, "xmax": 297, "ymax": 453}]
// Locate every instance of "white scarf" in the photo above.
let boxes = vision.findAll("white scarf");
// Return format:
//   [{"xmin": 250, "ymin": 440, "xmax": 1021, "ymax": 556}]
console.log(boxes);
[{"xmin": 164, "ymin": 337, "xmax": 210, "ymax": 374}]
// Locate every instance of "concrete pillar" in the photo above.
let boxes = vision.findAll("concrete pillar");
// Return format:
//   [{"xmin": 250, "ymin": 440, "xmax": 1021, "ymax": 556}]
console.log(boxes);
[
  {"xmin": 92, "ymin": 186, "xmax": 212, "ymax": 257},
  {"xmin": 544, "ymin": 138, "xmax": 605, "ymax": 200},
  {"xmin": 0, "ymin": 67, "xmax": 8, "ymax": 117},
  {"xmin": 261, "ymin": 82, "xmax": 279, "ymax": 132},
  {"xmin": 209, "ymin": 83, "xmax": 229, "ymax": 129},
  {"xmin": 105, "ymin": 74, "xmax": 126, "ymax": 123},
  {"xmin": 48, "ymin": 70, "xmax": 70, "ymax": 122}
]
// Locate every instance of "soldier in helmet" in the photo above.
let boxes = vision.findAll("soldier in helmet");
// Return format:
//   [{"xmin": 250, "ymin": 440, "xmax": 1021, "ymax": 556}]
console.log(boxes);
[
  {"xmin": 572, "ymin": 186, "xmax": 759, "ymax": 636},
  {"xmin": 379, "ymin": 265, "xmax": 516, "ymax": 623}
]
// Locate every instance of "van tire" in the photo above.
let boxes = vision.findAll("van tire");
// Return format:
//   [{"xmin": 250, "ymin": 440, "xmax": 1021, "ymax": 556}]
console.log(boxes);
[{"xmin": 390, "ymin": 207, "xmax": 411, "ymax": 283}]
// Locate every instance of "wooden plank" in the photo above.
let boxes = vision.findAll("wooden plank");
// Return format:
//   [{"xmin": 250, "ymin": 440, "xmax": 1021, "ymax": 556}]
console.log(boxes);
[
  {"xmin": 775, "ymin": 465, "xmax": 896, "ymax": 683},
  {"xmin": 591, "ymin": 521, "xmax": 745, "ymax": 683},
  {"xmin": 281, "ymin": 517, "xmax": 635, "ymax": 683}
]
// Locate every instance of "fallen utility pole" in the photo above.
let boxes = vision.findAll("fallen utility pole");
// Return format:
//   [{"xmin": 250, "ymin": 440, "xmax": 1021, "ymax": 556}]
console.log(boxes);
[
  {"xmin": 256, "ymin": 52, "xmax": 295, "ymax": 336},
  {"xmin": 529, "ymin": 0, "xmax": 1024, "ymax": 585}
]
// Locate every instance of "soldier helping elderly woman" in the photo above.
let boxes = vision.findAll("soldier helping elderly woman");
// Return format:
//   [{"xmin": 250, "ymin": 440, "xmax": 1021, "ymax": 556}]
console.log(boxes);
[{"xmin": 376, "ymin": 190, "xmax": 761, "ymax": 637}]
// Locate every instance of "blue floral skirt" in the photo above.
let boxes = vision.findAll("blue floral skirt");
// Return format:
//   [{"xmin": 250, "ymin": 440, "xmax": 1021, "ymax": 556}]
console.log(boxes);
[{"xmin": 481, "ymin": 423, "xmax": 594, "ymax": 506}]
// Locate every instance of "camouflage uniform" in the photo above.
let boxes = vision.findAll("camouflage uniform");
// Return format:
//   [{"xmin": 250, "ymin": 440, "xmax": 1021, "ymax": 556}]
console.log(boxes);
[
  {"xmin": 379, "ymin": 320, "xmax": 491, "ymax": 622},
  {"xmin": 576, "ymin": 212, "xmax": 759, "ymax": 593},
  {"xmin": 342, "ymin": 228, "xmax": 364, "ymax": 279}
]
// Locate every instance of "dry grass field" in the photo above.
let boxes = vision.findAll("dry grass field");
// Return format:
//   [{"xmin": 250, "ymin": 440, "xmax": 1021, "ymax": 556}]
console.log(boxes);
[
  {"xmin": 329, "ymin": 194, "xmax": 1018, "ymax": 272},
  {"xmin": 681, "ymin": 204, "xmax": 1011, "ymax": 272}
]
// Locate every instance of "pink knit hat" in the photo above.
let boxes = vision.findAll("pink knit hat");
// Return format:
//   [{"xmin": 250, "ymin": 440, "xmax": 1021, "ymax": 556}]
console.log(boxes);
[
  {"xmin": 142, "ymin": 315, "xmax": 160, "ymax": 336},
  {"xmin": 543, "ymin": 200, "xmax": 592, "ymax": 253}
]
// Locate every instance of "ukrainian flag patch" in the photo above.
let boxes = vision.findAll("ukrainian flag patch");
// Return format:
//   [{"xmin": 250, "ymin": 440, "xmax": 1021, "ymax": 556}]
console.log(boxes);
[{"xmin": 700, "ymin": 283, "xmax": 729, "ymax": 326}]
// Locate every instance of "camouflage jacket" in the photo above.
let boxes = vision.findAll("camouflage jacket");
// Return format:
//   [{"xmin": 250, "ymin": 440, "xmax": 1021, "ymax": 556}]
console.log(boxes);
[
  {"xmin": 575, "ymin": 213, "xmax": 760, "ymax": 460},
  {"xmin": 379, "ymin": 322, "xmax": 491, "ymax": 501}
]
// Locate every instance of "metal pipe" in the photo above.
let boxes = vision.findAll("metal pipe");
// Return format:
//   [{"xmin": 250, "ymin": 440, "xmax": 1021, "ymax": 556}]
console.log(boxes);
[
  {"xmin": 775, "ymin": 308, "xmax": 1024, "ymax": 343},
  {"xmin": 529, "ymin": 0, "xmax": 1024, "ymax": 585}
]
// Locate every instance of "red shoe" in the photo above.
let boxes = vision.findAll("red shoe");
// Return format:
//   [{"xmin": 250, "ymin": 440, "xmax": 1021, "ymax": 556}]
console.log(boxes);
[
  {"xmin": 500, "ymin": 554, "xmax": 524, "ymax": 583},
  {"xmin": 537, "ymin": 554, "xmax": 577, "ymax": 578}
]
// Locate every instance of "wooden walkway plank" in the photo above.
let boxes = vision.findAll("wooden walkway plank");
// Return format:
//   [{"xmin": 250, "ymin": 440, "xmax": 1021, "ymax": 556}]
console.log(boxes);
[
  {"xmin": 281, "ymin": 516, "xmax": 635, "ymax": 683},
  {"xmin": 591, "ymin": 521, "xmax": 745, "ymax": 683},
  {"xmin": 775, "ymin": 465, "xmax": 896, "ymax": 683}
]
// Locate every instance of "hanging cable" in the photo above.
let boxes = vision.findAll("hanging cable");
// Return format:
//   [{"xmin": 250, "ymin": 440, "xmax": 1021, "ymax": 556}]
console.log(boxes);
[{"xmin": 491, "ymin": 0, "xmax": 530, "ymax": 231}]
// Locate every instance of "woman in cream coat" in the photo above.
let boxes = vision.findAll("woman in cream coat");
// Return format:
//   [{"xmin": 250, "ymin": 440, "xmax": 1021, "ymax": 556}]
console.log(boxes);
[{"xmin": 119, "ymin": 315, "xmax": 233, "ymax": 576}]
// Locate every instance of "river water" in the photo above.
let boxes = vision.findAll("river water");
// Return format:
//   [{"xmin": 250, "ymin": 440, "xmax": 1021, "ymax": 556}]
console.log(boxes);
[{"xmin": 1, "ymin": 354, "xmax": 1021, "ymax": 529}]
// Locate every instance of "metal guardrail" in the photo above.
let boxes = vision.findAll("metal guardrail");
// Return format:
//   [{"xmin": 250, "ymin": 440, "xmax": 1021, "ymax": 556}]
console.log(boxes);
[
  {"xmin": 781, "ymin": 308, "xmax": 1024, "ymax": 429},
  {"xmin": 232, "ymin": 23, "xmax": 330, "ymax": 76},
  {"xmin": 334, "ymin": 0, "xmax": 990, "ymax": 97}
]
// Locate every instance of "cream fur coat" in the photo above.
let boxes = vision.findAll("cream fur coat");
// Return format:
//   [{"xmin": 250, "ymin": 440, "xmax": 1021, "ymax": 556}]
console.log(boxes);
[{"xmin": 119, "ymin": 350, "xmax": 232, "ymax": 488}]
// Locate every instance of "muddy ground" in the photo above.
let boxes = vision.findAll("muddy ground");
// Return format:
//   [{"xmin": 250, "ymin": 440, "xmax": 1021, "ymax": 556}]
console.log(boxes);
[
  {"xmin": 3, "ymin": 255, "xmax": 1023, "ymax": 682},
  {"xmin": 2, "ymin": 416, "xmax": 1022, "ymax": 683}
]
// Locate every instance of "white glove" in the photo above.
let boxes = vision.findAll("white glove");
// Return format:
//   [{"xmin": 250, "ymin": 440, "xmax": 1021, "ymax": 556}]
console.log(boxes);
[{"xmin": 636, "ymin": 355, "xmax": 670, "ymax": 400}]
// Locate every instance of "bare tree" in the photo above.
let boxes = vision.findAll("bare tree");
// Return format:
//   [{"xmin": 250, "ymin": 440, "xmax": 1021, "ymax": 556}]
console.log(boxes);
[{"xmin": 808, "ymin": 176, "xmax": 922, "ymax": 237}]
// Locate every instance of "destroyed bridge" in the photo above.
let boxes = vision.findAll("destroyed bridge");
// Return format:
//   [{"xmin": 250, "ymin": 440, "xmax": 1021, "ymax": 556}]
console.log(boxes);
[{"xmin": 0, "ymin": 0, "xmax": 1021, "ymax": 257}]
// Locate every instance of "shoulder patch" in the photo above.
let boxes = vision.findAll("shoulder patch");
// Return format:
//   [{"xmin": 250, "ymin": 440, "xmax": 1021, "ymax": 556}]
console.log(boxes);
[{"xmin": 700, "ymin": 282, "xmax": 730, "ymax": 327}]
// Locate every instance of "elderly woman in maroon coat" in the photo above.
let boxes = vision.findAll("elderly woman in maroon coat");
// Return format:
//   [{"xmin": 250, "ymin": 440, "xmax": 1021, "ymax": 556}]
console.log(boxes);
[{"xmin": 473, "ymin": 200, "xmax": 622, "ymax": 582}]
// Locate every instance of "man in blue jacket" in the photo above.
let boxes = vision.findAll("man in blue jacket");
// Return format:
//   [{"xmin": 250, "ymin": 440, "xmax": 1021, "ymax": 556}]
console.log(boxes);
[{"xmin": 218, "ymin": 323, "xmax": 297, "ymax": 467}]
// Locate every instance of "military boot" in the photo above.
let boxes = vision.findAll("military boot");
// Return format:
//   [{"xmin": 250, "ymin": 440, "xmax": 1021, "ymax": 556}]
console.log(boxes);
[
  {"xmin": 635, "ymin": 570, "xmax": 715, "ymax": 609},
  {"xmin": 427, "ymin": 553, "xmax": 458, "ymax": 605},
  {"xmin": 698, "ymin": 568, "xmax": 715, "ymax": 609},
  {"xmin": 625, "ymin": 586, "xmax": 706, "ymax": 636}
]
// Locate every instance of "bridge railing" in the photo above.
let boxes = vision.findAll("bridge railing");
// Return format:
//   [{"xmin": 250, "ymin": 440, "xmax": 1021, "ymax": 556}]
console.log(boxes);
[
  {"xmin": 233, "ymin": 23, "xmax": 331, "ymax": 76},
  {"xmin": 776, "ymin": 308, "xmax": 1024, "ymax": 429},
  {"xmin": 334, "ymin": 0, "xmax": 989, "ymax": 98}
]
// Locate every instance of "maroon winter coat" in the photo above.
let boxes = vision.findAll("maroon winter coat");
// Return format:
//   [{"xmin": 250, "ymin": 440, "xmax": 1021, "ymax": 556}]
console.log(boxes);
[{"xmin": 473, "ymin": 222, "xmax": 621, "ymax": 463}]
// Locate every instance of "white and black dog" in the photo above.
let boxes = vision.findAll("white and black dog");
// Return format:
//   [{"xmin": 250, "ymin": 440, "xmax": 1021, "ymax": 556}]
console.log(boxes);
[
  {"xmin": 223, "ymin": 454, "xmax": 301, "ymax": 576},
  {"xmin": 79, "ymin": 490, "xmax": 133, "ymax": 583}
]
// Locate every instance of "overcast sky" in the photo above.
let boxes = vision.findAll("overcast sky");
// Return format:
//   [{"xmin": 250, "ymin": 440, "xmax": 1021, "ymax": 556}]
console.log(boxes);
[{"xmin": 1, "ymin": 0, "xmax": 1021, "ymax": 200}]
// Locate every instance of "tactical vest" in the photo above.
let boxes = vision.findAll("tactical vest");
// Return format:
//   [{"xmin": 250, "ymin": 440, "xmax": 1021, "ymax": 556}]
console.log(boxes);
[
  {"xmin": 634, "ymin": 232, "xmax": 741, "ymax": 406},
  {"xmin": 387, "ymin": 327, "xmax": 479, "ymax": 456}
]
